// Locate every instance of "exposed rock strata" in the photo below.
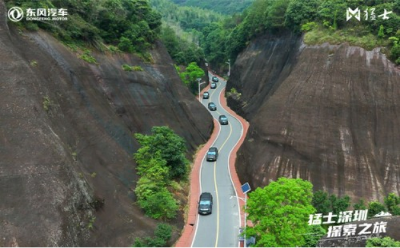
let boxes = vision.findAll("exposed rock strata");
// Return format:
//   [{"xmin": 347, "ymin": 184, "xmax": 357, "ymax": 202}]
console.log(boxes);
[
  {"xmin": 0, "ymin": 0, "xmax": 212, "ymax": 245},
  {"xmin": 228, "ymin": 32, "xmax": 400, "ymax": 202}
]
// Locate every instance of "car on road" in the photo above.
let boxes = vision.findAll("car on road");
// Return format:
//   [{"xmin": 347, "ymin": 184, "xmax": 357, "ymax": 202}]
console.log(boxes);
[
  {"xmin": 208, "ymin": 102, "xmax": 217, "ymax": 111},
  {"xmin": 210, "ymin": 82, "xmax": 217, "ymax": 89},
  {"xmin": 219, "ymin": 115, "xmax": 228, "ymax": 125},
  {"xmin": 212, "ymin": 76, "xmax": 219, "ymax": 82},
  {"xmin": 203, "ymin": 91, "xmax": 209, "ymax": 99},
  {"xmin": 198, "ymin": 192, "xmax": 213, "ymax": 215},
  {"xmin": 206, "ymin": 147, "xmax": 218, "ymax": 161}
]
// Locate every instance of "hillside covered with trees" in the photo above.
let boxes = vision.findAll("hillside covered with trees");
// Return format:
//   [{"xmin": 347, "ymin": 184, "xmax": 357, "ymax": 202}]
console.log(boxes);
[
  {"xmin": 6, "ymin": 0, "xmax": 162, "ymax": 58},
  {"xmin": 171, "ymin": 0, "xmax": 255, "ymax": 15},
  {"xmin": 198, "ymin": 0, "xmax": 400, "ymax": 68}
]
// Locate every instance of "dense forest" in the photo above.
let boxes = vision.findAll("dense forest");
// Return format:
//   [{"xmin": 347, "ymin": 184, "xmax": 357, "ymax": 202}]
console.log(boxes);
[
  {"xmin": 6, "ymin": 0, "xmax": 162, "ymax": 59},
  {"xmin": 171, "ymin": 0, "xmax": 255, "ymax": 15},
  {"xmin": 149, "ymin": 0, "xmax": 224, "ymax": 65},
  {"xmin": 154, "ymin": 0, "xmax": 400, "ymax": 71},
  {"xmin": 198, "ymin": 0, "xmax": 400, "ymax": 68}
]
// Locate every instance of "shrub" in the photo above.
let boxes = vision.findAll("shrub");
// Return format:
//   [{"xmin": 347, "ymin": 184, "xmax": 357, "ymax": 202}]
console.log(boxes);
[
  {"xmin": 80, "ymin": 50, "xmax": 97, "ymax": 64},
  {"xmin": 133, "ymin": 223, "xmax": 172, "ymax": 247},
  {"xmin": 122, "ymin": 64, "xmax": 134, "ymax": 71},
  {"xmin": 122, "ymin": 64, "xmax": 144, "ymax": 71},
  {"xmin": 368, "ymin": 201, "xmax": 387, "ymax": 218},
  {"xmin": 366, "ymin": 237, "xmax": 400, "ymax": 247},
  {"xmin": 301, "ymin": 22, "xmax": 318, "ymax": 32},
  {"xmin": 134, "ymin": 126, "xmax": 189, "ymax": 179},
  {"xmin": 43, "ymin": 96, "xmax": 51, "ymax": 112},
  {"xmin": 137, "ymin": 188, "xmax": 178, "ymax": 219}
]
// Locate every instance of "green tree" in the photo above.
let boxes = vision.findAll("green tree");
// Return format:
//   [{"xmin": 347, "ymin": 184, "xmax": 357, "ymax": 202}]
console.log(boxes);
[
  {"xmin": 378, "ymin": 24, "xmax": 385, "ymax": 39},
  {"xmin": 133, "ymin": 223, "xmax": 172, "ymax": 247},
  {"xmin": 137, "ymin": 188, "xmax": 178, "ymax": 219},
  {"xmin": 353, "ymin": 199, "xmax": 367, "ymax": 210},
  {"xmin": 330, "ymin": 194, "xmax": 350, "ymax": 216},
  {"xmin": 384, "ymin": 193, "xmax": 400, "ymax": 213},
  {"xmin": 245, "ymin": 177, "xmax": 316, "ymax": 247},
  {"xmin": 182, "ymin": 62, "xmax": 205, "ymax": 85},
  {"xmin": 134, "ymin": 126, "xmax": 189, "ymax": 179},
  {"xmin": 368, "ymin": 201, "xmax": 387, "ymax": 218},
  {"xmin": 285, "ymin": 0, "xmax": 321, "ymax": 32},
  {"xmin": 303, "ymin": 225, "xmax": 326, "ymax": 247},
  {"xmin": 366, "ymin": 237, "xmax": 400, "ymax": 247},
  {"xmin": 312, "ymin": 190, "xmax": 331, "ymax": 214}
]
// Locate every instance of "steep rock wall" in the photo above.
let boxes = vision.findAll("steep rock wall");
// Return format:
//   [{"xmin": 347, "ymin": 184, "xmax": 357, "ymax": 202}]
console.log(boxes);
[
  {"xmin": 227, "ymin": 32, "xmax": 400, "ymax": 202},
  {"xmin": 0, "ymin": 0, "xmax": 212, "ymax": 246}
]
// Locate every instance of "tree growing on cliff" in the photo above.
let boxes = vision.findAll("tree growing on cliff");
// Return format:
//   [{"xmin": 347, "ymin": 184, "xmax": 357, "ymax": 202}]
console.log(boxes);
[
  {"xmin": 368, "ymin": 201, "xmax": 387, "ymax": 218},
  {"xmin": 177, "ymin": 62, "xmax": 205, "ymax": 94},
  {"xmin": 134, "ymin": 126, "xmax": 189, "ymax": 179},
  {"xmin": 244, "ymin": 177, "xmax": 316, "ymax": 247},
  {"xmin": 384, "ymin": 193, "xmax": 400, "ymax": 215},
  {"xmin": 312, "ymin": 190, "xmax": 350, "ymax": 222}
]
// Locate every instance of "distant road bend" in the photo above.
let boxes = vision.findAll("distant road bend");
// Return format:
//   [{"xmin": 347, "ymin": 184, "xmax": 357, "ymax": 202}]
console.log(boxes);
[{"xmin": 192, "ymin": 72, "xmax": 244, "ymax": 247}]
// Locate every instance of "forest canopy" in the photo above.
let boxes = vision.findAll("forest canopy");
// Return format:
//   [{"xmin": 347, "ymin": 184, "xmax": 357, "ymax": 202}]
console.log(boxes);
[{"xmin": 6, "ymin": 0, "xmax": 162, "ymax": 53}]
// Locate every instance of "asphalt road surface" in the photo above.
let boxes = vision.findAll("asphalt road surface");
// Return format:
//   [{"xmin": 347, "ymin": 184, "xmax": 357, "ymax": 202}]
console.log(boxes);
[{"xmin": 192, "ymin": 73, "xmax": 243, "ymax": 247}]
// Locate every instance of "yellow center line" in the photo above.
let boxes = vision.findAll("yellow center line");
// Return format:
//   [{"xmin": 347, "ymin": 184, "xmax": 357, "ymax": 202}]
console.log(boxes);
[{"xmin": 214, "ymin": 108, "xmax": 233, "ymax": 247}]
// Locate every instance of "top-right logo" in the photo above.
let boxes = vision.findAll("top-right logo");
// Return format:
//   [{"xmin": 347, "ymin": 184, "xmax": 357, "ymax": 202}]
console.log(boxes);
[{"xmin": 346, "ymin": 7, "xmax": 393, "ymax": 21}]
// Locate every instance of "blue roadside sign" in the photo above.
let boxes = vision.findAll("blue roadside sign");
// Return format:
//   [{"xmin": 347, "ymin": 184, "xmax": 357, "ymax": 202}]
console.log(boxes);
[{"xmin": 241, "ymin": 182, "xmax": 251, "ymax": 194}]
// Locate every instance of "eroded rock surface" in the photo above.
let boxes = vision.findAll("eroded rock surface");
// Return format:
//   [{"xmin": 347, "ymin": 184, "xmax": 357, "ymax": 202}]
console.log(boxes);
[
  {"xmin": 0, "ymin": 0, "xmax": 212, "ymax": 245},
  {"xmin": 228, "ymin": 32, "xmax": 400, "ymax": 202}
]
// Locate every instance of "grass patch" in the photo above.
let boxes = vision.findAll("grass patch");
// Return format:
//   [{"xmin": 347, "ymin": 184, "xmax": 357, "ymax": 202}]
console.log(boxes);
[
  {"xmin": 79, "ymin": 49, "xmax": 98, "ymax": 64},
  {"xmin": 122, "ymin": 64, "xmax": 144, "ymax": 71},
  {"xmin": 43, "ymin": 96, "xmax": 51, "ymax": 112},
  {"xmin": 108, "ymin": 45, "xmax": 120, "ymax": 54},
  {"xmin": 304, "ymin": 26, "xmax": 389, "ymax": 51},
  {"xmin": 30, "ymin": 60, "xmax": 38, "ymax": 67},
  {"xmin": 227, "ymin": 87, "xmax": 242, "ymax": 99}
]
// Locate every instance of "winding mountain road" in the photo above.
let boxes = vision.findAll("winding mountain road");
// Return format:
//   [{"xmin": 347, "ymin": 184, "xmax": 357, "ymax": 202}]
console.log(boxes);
[{"xmin": 191, "ymin": 72, "xmax": 244, "ymax": 247}]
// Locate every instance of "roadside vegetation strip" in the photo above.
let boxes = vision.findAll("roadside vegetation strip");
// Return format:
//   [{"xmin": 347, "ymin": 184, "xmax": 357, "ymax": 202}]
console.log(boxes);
[{"xmin": 219, "ymin": 88, "xmax": 251, "ymax": 228}]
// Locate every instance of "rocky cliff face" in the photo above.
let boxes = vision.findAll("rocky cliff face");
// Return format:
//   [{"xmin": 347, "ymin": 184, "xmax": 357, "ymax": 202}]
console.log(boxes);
[
  {"xmin": 0, "ymin": 1, "xmax": 212, "ymax": 246},
  {"xmin": 227, "ymin": 31, "xmax": 400, "ymax": 202}
]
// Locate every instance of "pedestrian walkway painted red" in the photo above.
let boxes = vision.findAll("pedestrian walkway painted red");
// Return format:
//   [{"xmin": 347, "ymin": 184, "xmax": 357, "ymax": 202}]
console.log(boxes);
[{"xmin": 175, "ymin": 74, "xmax": 250, "ymax": 247}]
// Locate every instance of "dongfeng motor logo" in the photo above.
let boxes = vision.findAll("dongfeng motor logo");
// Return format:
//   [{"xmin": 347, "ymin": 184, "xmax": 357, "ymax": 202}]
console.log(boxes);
[{"xmin": 8, "ymin": 7, "xmax": 24, "ymax": 22}]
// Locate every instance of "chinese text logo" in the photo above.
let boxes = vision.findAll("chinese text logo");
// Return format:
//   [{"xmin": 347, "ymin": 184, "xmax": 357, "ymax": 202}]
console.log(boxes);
[
  {"xmin": 309, "ymin": 209, "xmax": 388, "ymax": 238},
  {"xmin": 7, "ymin": 7, "xmax": 68, "ymax": 22},
  {"xmin": 347, "ymin": 7, "xmax": 392, "ymax": 21}
]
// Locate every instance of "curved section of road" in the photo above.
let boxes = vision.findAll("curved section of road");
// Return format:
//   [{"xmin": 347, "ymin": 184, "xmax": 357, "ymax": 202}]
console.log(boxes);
[{"xmin": 176, "ymin": 72, "xmax": 250, "ymax": 247}]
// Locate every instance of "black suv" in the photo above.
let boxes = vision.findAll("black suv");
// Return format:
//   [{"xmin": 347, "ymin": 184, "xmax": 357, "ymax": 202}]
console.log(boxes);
[
  {"xmin": 219, "ymin": 115, "xmax": 228, "ymax": 125},
  {"xmin": 203, "ymin": 91, "xmax": 209, "ymax": 99},
  {"xmin": 212, "ymin": 76, "xmax": 219, "ymax": 82},
  {"xmin": 208, "ymin": 102, "xmax": 217, "ymax": 111},
  {"xmin": 210, "ymin": 82, "xmax": 217, "ymax": 89},
  {"xmin": 198, "ymin": 192, "xmax": 213, "ymax": 215},
  {"xmin": 206, "ymin": 147, "xmax": 218, "ymax": 161}
]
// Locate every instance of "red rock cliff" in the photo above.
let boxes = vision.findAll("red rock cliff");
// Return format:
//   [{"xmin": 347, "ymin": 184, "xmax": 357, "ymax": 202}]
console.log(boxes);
[{"xmin": 227, "ymin": 32, "xmax": 400, "ymax": 202}]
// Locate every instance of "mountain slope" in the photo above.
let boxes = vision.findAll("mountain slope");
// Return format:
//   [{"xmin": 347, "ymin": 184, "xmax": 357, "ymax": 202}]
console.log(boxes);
[
  {"xmin": 171, "ymin": 0, "xmax": 254, "ymax": 14},
  {"xmin": 227, "ymin": 32, "xmax": 400, "ymax": 202},
  {"xmin": 0, "ymin": 0, "xmax": 212, "ymax": 246}
]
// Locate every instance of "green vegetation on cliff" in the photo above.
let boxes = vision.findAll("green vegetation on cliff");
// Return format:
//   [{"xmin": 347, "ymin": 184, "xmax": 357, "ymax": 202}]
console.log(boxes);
[
  {"xmin": 133, "ymin": 126, "xmax": 189, "ymax": 220},
  {"xmin": 149, "ymin": 0, "xmax": 224, "ymax": 65},
  {"xmin": 198, "ymin": 0, "xmax": 400, "ymax": 68},
  {"xmin": 170, "ymin": 0, "xmax": 255, "ymax": 15},
  {"xmin": 7, "ymin": 0, "xmax": 161, "ymax": 54}
]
